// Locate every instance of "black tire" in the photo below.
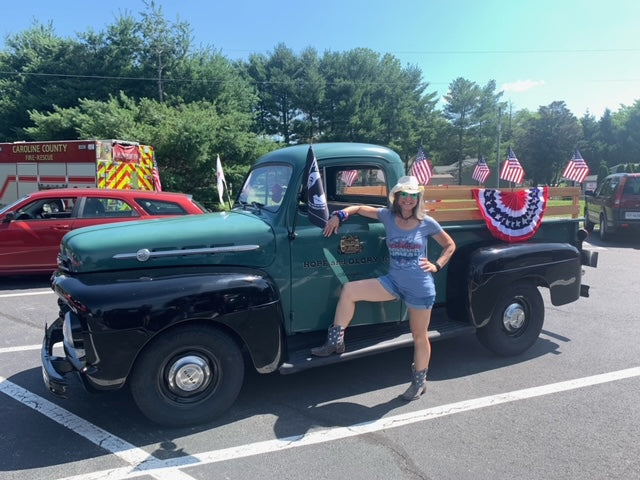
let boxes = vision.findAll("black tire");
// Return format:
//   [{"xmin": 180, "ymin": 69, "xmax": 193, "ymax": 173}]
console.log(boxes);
[
  {"xmin": 476, "ymin": 282, "xmax": 544, "ymax": 356},
  {"xmin": 584, "ymin": 209, "xmax": 595, "ymax": 232},
  {"xmin": 599, "ymin": 214, "xmax": 611, "ymax": 241},
  {"xmin": 130, "ymin": 325, "xmax": 244, "ymax": 427}
]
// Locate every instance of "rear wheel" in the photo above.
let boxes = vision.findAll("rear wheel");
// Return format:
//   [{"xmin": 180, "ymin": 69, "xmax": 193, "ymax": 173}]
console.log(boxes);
[
  {"xmin": 599, "ymin": 214, "xmax": 611, "ymax": 241},
  {"xmin": 584, "ymin": 208, "xmax": 595, "ymax": 232},
  {"xmin": 476, "ymin": 282, "xmax": 544, "ymax": 356},
  {"xmin": 130, "ymin": 325, "xmax": 244, "ymax": 427}
]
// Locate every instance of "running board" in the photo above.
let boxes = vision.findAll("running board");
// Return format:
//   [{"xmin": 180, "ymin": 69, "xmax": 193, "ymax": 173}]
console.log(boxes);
[{"xmin": 279, "ymin": 319, "xmax": 476, "ymax": 375}]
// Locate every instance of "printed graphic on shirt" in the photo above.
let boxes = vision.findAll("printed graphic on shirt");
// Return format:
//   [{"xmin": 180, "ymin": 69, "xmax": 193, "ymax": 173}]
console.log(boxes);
[{"xmin": 387, "ymin": 235, "xmax": 423, "ymax": 269}]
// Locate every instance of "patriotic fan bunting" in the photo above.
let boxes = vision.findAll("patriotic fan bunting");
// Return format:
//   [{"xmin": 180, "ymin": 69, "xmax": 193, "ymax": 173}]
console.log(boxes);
[{"xmin": 473, "ymin": 187, "xmax": 548, "ymax": 242}]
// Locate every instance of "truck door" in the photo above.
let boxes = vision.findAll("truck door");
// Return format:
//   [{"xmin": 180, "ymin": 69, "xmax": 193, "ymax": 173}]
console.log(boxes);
[{"xmin": 289, "ymin": 165, "xmax": 404, "ymax": 333}]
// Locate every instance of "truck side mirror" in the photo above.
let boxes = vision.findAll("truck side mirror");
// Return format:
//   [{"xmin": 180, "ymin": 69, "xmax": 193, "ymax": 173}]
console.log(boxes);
[{"xmin": 3, "ymin": 211, "xmax": 16, "ymax": 223}]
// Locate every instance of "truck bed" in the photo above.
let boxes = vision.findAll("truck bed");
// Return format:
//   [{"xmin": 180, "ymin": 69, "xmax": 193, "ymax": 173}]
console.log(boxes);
[{"xmin": 424, "ymin": 185, "xmax": 581, "ymax": 223}]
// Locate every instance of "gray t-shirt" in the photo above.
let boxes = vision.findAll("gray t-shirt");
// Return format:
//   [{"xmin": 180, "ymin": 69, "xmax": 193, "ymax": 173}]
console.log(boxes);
[{"xmin": 378, "ymin": 207, "xmax": 443, "ymax": 297}]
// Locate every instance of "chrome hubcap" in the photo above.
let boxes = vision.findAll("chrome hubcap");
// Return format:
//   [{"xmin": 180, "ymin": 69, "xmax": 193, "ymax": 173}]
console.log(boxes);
[
  {"xmin": 502, "ymin": 302, "xmax": 526, "ymax": 333},
  {"xmin": 167, "ymin": 355, "xmax": 211, "ymax": 394}
]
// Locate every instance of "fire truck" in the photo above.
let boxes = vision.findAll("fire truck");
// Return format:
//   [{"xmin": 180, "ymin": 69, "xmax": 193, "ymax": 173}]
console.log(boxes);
[{"xmin": 0, "ymin": 139, "xmax": 161, "ymax": 206}]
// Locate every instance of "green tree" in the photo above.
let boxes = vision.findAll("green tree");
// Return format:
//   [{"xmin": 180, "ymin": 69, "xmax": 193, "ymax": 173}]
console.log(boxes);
[
  {"xmin": 247, "ymin": 43, "xmax": 302, "ymax": 144},
  {"xmin": 597, "ymin": 109, "xmax": 619, "ymax": 167},
  {"xmin": 612, "ymin": 100, "xmax": 640, "ymax": 166},
  {"xmin": 292, "ymin": 47, "xmax": 325, "ymax": 142},
  {"xmin": 0, "ymin": 23, "xmax": 94, "ymax": 140},
  {"xmin": 578, "ymin": 112, "xmax": 601, "ymax": 171},
  {"xmin": 137, "ymin": 0, "xmax": 192, "ymax": 102},
  {"xmin": 597, "ymin": 161, "xmax": 609, "ymax": 185},
  {"xmin": 443, "ymin": 78, "xmax": 481, "ymax": 184},
  {"xmin": 516, "ymin": 101, "xmax": 581, "ymax": 185},
  {"xmin": 472, "ymin": 81, "xmax": 505, "ymax": 176},
  {"xmin": 25, "ymin": 93, "xmax": 276, "ymax": 206}
]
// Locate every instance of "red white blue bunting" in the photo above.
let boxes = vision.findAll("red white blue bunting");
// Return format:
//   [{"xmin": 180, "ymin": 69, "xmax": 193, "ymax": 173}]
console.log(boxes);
[{"xmin": 473, "ymin": 187, "xmax": 548, "ymax": 242}]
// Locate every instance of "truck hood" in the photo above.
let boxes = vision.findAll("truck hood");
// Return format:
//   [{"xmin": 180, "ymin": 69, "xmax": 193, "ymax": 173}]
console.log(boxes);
[{"xmin": 59, "ymin": 211, "xmax": 276, "ymax": 273}]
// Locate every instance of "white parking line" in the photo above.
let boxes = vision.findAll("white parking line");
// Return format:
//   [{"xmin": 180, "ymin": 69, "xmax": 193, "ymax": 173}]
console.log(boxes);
[
  {"xmin": 0, "ymin": 344, "xmax": 41, "ymax": 354},
  {"xmin": 0, "ymin": 377, "xmax": 197, "ymax": 480},
  {"xmin": 0, "ymin": 290, "xmax": 52, "ymax": 298},
  {"xmin": 2, "ymin": 366, "xmax": 639, "ymax": 480}
]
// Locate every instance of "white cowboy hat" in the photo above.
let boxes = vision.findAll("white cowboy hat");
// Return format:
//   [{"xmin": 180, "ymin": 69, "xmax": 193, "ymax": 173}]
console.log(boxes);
[{"xmin": 388, "ymin": 175, "xmax": 424, "ymax": 203}]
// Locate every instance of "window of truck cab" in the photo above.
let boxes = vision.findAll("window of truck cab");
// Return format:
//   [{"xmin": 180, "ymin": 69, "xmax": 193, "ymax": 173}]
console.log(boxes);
[
  {"xmin": 325, "ymin": 165, "xmax": 388, "ymax": 207},
  {"xmin": 238, "ymin": 164, "xmax": 292, "ymax": 212}
]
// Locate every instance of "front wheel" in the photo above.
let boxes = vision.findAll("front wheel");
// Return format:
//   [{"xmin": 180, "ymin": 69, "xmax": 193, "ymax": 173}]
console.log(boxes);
[
  {"xmin": 476, "ymin": 282, "xmax": 544, "ymax": 356},
  {"xmin": 130, "ymin": 325, "xmax": 244, "ymax": 427}
]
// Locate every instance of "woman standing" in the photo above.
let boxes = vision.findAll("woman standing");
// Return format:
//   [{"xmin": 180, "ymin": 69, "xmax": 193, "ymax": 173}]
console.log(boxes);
[{"xmin": 311, "ymin": 176, "xmax": 456, "ymax": 401}]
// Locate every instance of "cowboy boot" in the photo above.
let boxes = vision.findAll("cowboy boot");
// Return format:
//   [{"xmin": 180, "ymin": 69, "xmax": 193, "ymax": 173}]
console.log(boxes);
[
  {"xmin": 311, "ymin": 325, "xmax": 345, "ymax": 357},
  {"xmin": 401, "ymin": 366, "xmax": 427, "ymax": 401}
]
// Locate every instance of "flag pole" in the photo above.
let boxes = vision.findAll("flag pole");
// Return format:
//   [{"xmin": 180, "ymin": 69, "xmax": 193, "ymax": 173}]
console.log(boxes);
[
  {"xmin": 496, "ymin": 107, "xmax": 502, "ymax": 188},
  {"xmin": 225, "ymin": 184, "xmax": 232, "ymax": 210}
]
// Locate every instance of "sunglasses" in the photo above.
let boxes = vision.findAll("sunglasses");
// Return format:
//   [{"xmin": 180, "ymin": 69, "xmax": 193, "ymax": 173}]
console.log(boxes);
[{"xmin": 399, "ymin": 192, "xmax": 419, "ymax": 199}]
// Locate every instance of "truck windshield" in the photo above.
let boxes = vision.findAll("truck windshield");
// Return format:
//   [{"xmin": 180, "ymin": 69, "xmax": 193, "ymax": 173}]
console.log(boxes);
[{"xmin": 236, "ymin": 164, "xmax": 292, "ymax": 212}]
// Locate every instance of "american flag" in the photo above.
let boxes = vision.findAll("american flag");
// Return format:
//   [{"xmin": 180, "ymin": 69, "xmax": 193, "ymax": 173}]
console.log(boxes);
[
  {"xmin": 500, "ymin": 147, "xmax": 525, "ymax": 184},
  {"xmin": 561, "ymin": 150, "xmax": 590, "ymax": 183},
  {"xmin": 472, "ymin": 156, "xmax": 491, "ymax": 184},
  {"xmin": 411, "ymin": 146, "xmax": 433, "ymax": 185},
  {"xmin": 341, "ymin": 169, "xmax": 358, "ymax": 187}
]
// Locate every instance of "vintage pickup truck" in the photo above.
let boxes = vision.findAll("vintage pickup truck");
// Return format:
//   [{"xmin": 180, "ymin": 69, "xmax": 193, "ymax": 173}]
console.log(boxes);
[{"xmin": 42, "ymin": 142, "xmax": 598, "ymax": 427}]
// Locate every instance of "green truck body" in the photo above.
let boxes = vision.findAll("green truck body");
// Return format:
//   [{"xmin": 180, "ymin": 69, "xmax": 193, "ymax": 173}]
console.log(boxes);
[{"xmin": 42, "ymin": 143, "xmax": 598, "ymax": 427}]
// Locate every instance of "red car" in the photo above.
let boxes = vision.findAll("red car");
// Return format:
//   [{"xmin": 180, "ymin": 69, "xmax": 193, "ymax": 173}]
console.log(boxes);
[{"xmin": 0, "ymin": 188, "xmax": 207, "ymax": 274}]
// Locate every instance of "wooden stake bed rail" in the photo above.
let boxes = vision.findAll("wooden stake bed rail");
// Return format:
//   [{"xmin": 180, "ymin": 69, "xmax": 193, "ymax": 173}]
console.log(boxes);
[{"xmin": 422, "ymin": 186, "xmax": 582, "ymax": 223}]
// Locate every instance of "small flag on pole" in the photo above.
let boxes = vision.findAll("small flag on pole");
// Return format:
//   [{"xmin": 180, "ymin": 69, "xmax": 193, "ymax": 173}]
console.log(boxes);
[
  {"xmin": 305, "ymin": 146, "xmax": 329, "ymax": 228},
  {"xmin": 341, "ymin": 169, "xmax": 358, "ymax": 187},
  {"xmin": 411, "ymin": 146, "xmax": 433, "ymax": 185},
  {"xmin": 216, "ymin": 154, "xmax": 227, "ymax": 203},
  {"xmin": 500, "ymin": 147, "xmax": 525, "ymax": 184},
  {"xmin": 472, "ymin": 155, "xmax": 491, "ymax": 184},
  {"xmin": 561, "ymin": 150, "xmax": 590, "ymax": 183}
]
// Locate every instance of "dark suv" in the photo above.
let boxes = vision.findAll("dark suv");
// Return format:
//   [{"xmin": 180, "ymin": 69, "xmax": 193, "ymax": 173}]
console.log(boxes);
[{"xmin": 584, "ymin": 173, "xmax": 640, "ymax": 240}]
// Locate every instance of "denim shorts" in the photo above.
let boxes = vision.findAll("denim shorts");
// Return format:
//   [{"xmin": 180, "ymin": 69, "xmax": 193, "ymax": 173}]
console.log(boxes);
[{"xmin": 378, "ymin": 275, "xmax": 436, "ymax": 310}]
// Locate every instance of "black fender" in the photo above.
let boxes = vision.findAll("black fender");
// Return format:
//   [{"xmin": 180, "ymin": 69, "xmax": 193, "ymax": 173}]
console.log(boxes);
[
  {"xmin": 51, "ymin": 266, "xmax": 284, "ymax": 391},
  {"xmin": 467, "ymin": 243, "xmax": 581, "ymax": 328}
]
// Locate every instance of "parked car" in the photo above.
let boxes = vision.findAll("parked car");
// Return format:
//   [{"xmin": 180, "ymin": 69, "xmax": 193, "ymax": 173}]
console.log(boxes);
[
  {"xmin": 584, "ymin": 173, "xmax": 640, "ymax": 240},
  {"xmin": 0, "ymin": 188, "xmax": 207, "ymax": 274}
]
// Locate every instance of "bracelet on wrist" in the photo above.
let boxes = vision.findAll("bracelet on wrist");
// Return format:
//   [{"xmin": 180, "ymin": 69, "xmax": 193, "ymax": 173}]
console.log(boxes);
[
  {"xmin": 332, "ymin": 210, "xmax": 349, "ymax": 222},
  {"xmin": 434, "ymin": 261, "xmax": 442, "ymax": 272}
]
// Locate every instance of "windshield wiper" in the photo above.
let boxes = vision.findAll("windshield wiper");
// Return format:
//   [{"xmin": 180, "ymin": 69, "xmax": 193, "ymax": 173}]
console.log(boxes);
[{"xmin": 235, "ymin": 200, "xmax": 264, "ymax": 212}]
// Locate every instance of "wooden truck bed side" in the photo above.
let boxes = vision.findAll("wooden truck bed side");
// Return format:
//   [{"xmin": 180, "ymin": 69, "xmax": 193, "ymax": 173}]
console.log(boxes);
[
  {"xmin": 424, "ymin": 186, "xmax": 581, "ymax": 223},
  {"xmin": 342, "ymin": 185, "xmax": 581, "ymax": 223}
]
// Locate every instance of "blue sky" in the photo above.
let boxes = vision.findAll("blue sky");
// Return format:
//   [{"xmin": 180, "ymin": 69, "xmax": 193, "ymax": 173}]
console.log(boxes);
[{"xmin": 2, "ymin": 0, "xmax": 639, "ymax": 118}]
